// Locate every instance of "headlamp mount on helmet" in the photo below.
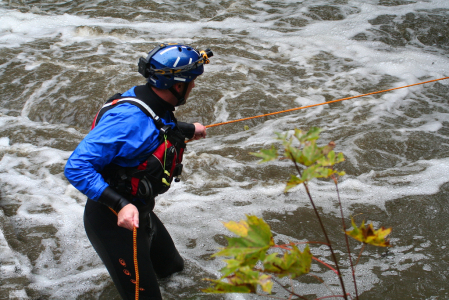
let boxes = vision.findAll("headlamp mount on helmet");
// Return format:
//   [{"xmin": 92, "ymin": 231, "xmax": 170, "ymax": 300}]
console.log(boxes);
[
  {"xmin": 138, "ymin": 43, "xmax": 213, "ymax": 106},
  {"xmin": 138, "ymin": 44, "xmax": 213, "ymax": 80}
]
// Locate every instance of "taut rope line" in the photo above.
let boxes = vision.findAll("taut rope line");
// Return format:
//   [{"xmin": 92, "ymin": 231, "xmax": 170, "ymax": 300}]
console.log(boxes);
[{"xmin": 203, "ymin": 76, "xmax": 449, "ymax": 129}]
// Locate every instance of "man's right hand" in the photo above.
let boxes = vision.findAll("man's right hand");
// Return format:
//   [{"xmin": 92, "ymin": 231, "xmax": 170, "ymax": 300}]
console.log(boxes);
[
  {"xmin": 117, "ymin": 204, "xmax": 139, "ymax": 231},
  {"xmin": 98, "ymin": 187, "xmax": 138, "ymax": 231}
]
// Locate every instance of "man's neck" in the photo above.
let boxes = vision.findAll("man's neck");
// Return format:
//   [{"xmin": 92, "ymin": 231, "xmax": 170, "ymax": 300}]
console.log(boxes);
[
  {"xmin": 151, "ymin": 86, "xmax": 178, "ymax": 107},
  {"xmin": 133, "ymin": 84, "xmax": 175, "ymax": 117}
]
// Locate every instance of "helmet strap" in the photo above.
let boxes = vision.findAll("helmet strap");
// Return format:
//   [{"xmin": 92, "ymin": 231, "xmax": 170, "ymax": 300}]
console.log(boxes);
[{"xmin": 169, "ymin": 82, "xmax": 189, "ymax": 106}]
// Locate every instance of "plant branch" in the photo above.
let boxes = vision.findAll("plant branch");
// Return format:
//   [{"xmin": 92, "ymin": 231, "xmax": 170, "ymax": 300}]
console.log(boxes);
[
  {"xmin": 309, "ymin": 274, "xmax": 334, "ymax": 297},
  {"xmin": 256, "ymin": 293, "xmax": 291, "ymax": 300},
  {"xmin": 273, "ymin": 241, "xmax": 329, "ymax": 252},
  {"xmin": 274, "ymin": 241, "xmax": 330, "ymax": 248},
  {"xmin": 294, "ymin": 161, "xmax": 348, "ymax": 300},
  {"xmin": 315, "ymin": 294, "xmax": 350, "ymax": 300},
  {"xmin": 271, "ymin": 277, "xmax": 309, "ymax": 300},
  {"xmin": 333, "ymin": 176, "xmax": 359, "ymax": 299},
  {"xmin": 355, "ymin": 244, "xmax": 366, "ymax": 266},
  {"xmin": 312, "ymin": 257, "xmax": 338, "ymax": 275}
]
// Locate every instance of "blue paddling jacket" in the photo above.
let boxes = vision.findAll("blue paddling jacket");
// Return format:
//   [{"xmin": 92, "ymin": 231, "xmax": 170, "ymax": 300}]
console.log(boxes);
[{"xmin": 64, "ymin": 84, "xmax": 194, "ymax": 201}]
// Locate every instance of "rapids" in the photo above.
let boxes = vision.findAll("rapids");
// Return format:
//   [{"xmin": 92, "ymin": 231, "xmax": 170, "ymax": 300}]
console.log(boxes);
[{"xmin": 0, "ymin": 0, "xmax": 448, "ymax": 299}]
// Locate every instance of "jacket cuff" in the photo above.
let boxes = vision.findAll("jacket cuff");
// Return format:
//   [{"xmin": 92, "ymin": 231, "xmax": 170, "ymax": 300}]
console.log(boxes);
[
  {"xmin": 177, "ymin": 122, "xmax": 195, "ymax": 139},
  {"xmin": 98, "ymin": 186, "xmax": 131, "ymax": 213}
]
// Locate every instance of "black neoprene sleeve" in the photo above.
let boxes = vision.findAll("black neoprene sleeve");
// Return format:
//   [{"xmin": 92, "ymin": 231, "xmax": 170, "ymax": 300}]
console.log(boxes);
[
  {"xmin": 97, "ymin": 186, "xmax": 130, "ymax": 213},
  {"xmin": 177, "ymin": 122, "xmax": 195, "ymax": 139}
]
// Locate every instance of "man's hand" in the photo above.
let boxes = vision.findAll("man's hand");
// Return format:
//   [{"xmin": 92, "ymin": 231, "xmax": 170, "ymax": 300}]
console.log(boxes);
[
  {"xmin": 117, "ymin": 204, "xmax": 139, "ymax": 231},
  {"xmin": 193, "ymin": 122, "xmax": 207, "ymax": 140}
]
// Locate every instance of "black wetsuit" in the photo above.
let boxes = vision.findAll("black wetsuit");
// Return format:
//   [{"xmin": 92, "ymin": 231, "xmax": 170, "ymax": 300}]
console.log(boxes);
[
  {"xmin": 84, "ymin": 199, "xmax": 184, "ymax": 299},
  {"xmin": 68, "ymin": 84, "xmax": 196, "ymax": 299}
]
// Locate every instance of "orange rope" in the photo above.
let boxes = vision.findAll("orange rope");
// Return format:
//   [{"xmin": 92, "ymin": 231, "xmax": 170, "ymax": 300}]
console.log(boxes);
[
  {"xmin": 108, "ymin": 208, "xmax": 140, "ymax": 300},
  {"xmin": 203, "ymin": 76, "xmax": 449, "ymax": 129},
  {"xmin": 133, "ymin": 227, "xmax": 140, "ymax": 300}
]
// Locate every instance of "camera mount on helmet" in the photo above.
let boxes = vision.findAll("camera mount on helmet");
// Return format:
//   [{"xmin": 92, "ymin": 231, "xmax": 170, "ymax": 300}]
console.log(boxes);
[
  {"xmin": 138, "ymin": 43, "xmax": 213, "ymax": 106},
  {"xmin": 138, "ymin": 43, "xmax": 213, "ymax": 83}
]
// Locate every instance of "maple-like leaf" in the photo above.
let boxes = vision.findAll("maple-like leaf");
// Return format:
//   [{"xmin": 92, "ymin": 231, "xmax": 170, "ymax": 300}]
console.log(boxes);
[
  {"xmin": 345, "ymin": 217, "xmax": 392, "ymax": 247},
  {"xmin": 263, "ymin": 244, "xmax": 312, "ymax": 278},
  {"xmin": 213, "ymin": 215, "xmax": 274, "ymax": 275},
  {"xmin": 250, "ymin": 145, "xmax": 278, "ymax": 163},
  {"xmin": 203, "ymin": 266, "xmax": 273, "ymax": 294}
]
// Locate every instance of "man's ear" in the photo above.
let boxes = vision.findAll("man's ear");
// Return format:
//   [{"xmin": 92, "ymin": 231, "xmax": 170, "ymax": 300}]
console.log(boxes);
[{"xmin": 172, "ymin": 82, "xmax": 185, "ymax": 93}]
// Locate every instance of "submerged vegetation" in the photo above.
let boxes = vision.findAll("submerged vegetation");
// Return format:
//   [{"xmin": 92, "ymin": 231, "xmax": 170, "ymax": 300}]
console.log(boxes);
[{"xmin": 203, "ymin": 127, "xmax": 392, "ymax": 299}]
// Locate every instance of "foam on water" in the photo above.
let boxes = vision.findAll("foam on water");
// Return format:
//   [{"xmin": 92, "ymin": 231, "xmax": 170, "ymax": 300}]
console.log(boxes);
[{"xmin": 0, "ymin": 0, "xmax": 449, "ymax": 298}]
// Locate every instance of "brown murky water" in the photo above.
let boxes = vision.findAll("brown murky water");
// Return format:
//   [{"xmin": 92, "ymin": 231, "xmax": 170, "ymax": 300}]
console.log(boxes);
[{"xmin": 0, "ymin": 0, "xmax": 448, "ymax": 299}]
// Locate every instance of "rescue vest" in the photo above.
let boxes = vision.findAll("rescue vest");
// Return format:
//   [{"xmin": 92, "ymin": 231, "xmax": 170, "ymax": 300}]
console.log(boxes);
[{"xmin": 93, "ymin": 94, "xmax": 186, "ymax": 200}]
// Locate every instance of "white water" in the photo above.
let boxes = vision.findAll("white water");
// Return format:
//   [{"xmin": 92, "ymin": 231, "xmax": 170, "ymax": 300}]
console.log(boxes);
[{"xmin": 1, "ymin": 0, "xmax": 449, "ymax": 299}]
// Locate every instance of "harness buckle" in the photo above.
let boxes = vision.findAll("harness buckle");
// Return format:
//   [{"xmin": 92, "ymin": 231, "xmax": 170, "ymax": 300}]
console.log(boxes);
[{"xmin": 159, "ymin": 125, "xmax": 171, "ymax": 135}]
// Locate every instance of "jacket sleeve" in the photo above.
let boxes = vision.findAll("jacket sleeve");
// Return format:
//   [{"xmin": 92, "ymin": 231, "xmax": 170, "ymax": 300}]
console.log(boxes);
[
  {"xmin": 64, "ymin": 104, "xmax": 160, "ymax": 201},
  {"xmin": 177, "ymin": 122, "xmax": 195, "ymax": 139}
]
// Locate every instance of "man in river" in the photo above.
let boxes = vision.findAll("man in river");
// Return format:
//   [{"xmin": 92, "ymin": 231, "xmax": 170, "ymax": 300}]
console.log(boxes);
[{"xmin": 65, "ymin": 43, "xmax": 212, "ymax": 299}]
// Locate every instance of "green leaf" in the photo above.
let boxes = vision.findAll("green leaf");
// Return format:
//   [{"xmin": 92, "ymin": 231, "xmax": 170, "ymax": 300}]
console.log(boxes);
[
  {"xmin": 285, "ymin": 144, "xmax": 302, "ymax": 162},
  {"xmin": 275, "ymin": 131, "xmax": 289, "ymax": 141},
  {"xmin": 203, "ymin": 266, "xmax": 273, "ymax": 294},
  {"xmin": 222, "ymin": 220, "xmax": 249, "ymax": 237},
  {"xmin": 345, "ymin": 217, "xmax": 392, "ymax": 247},
  {"xmin": 301, "ymin": 141, "xmax": 323, "ymax": 166},
  {"xmin": 250, "ymin": 145, "xmax": 278, "ymax": 163},
  {"xmin": 220, "ymin": 258, "xmax": 243, "ymax": 277},
  {"xmin": 213, "ymin": 216, "xmax": 274, "ymax": 271},
  {"xmin": 301, "ymin": 165, "xmax": 333, "ymax": 182},
  {"xmin": 263, "ymin": 244, "xmax": 312, "ymax": 279},
  {"xmin": 202, "ymin": 279, "xmax": 252, "ymax": 294},
  {"xmin": 294, "ymin": 127, "xmax": 321, "ymax": 144},
  {"xmin": 316, "ymin": 150, "xmax": 345, "ymax": 168},
  {"xmin": 258, "ymin": 274, "xmax": 273, "ymax": 293},
  {"xmin": 336, "ymin": 152, "xmax": 345, "ymax": 163},
  {"xmin": 285, "ymin": 174, "xmax": 304, "ymax": 192}
]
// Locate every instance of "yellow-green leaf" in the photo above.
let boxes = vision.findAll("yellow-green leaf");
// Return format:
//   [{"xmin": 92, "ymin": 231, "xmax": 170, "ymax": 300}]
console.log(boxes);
[
  {"xmin": 213, "ymin": 215, "xmax": 274, "ymax": 271},
  {"xmin": 285, "ymin": 174, "xmax": 303, "ymax": 192},
  {"xmin": 250, "ymin": 146, "xmax": 278, "ymax": 163},
  {"xmin": 223, "ymin": 220, "xmax": 249, "ymax": 237},
  {"xmin": 203, "ymin": 266, "xmax": 274, "ymax": 294},
  {"xmin": 346, "ymin": 217, "xmax": 392, "ymax": 247},
  {"xmin": 263, "ymin": 244, "xmax": 312, "ymax": 278},
  {"xmin": 202, "ymin": 279, "xmax": 252, "ymax": 294},
  {"xmin": 294, "ymin": 127, "xmax": 321, "ymax": 143}
]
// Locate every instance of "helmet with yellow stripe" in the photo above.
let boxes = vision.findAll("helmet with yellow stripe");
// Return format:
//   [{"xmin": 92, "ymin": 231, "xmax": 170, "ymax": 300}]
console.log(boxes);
[{"xmin": 138, "ymin": 43, "xmax": 213, "ymax": 89}]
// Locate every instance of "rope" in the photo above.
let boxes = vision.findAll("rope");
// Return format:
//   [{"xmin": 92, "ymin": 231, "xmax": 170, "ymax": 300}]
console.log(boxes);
[
  {"xmin": 108, "ymin": 208, "xmax": 140, "ymax": 300},
  {"xmin": 203, "ymin": 76, "xmax": 449, "ymax": 129},
  {"xmin": 133, "ymin": 227, "xmax": 140, "ymax": 300}
]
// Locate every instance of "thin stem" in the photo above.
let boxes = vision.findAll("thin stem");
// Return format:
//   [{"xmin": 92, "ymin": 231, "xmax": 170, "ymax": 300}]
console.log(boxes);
[
  {"xmin": 274, "ymin": 241, "xmax": 330, "ymax": 248},
  {"xmin": 256, "ymin": 293, "xmax": 290, "ymax": 300},
  {"xmin": 315, "ymin": 295, "xmax": 349, "ymax": 300},
  {"xmin": 293, "ymin": 162, "xmax": 348, "ymax": 300},
  {"xmin": 333, "ymin": 176, "xmax": 359, "ymax": 300},
  {"xmin": 309, "ymin": 274, "xmax": 334, "ymax": 296},
  {"xmin": 312, "ymin": 257, "xmax": 339, "ymax": 275},
  {"xmin": 290, "ymin": 277, "xmax": 295, "ymax": 296},
  {"xmin": 271, "ymin": 277, "xmax": 309, "ymax": 300},
  {"xmin": 309, "ymin": 276, "xmax": 353, "ymax": 300},
  {"xmin": 273, "ymin": 241, "xmax": 329, "ymax": 252},
  {"xmin": 355, "ymin": 244, "xmax": 366, "ymax": 266}
]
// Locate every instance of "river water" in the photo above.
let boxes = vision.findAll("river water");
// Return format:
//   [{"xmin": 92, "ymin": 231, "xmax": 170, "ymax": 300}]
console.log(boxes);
[{"xmin": 0, "ymin": 0, "xmax": 448, "ymax": 299}]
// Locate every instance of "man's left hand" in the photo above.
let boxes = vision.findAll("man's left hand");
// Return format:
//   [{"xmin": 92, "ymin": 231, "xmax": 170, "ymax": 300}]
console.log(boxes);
[{"xmin": 193, "ymin": 123, "xmax": 207, "ymax": 140}]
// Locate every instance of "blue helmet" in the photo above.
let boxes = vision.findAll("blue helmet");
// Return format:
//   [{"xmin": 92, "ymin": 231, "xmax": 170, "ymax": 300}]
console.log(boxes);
[{"xmin": 138, "ymin": 43, "xmax": 213, "ymax": 89}]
